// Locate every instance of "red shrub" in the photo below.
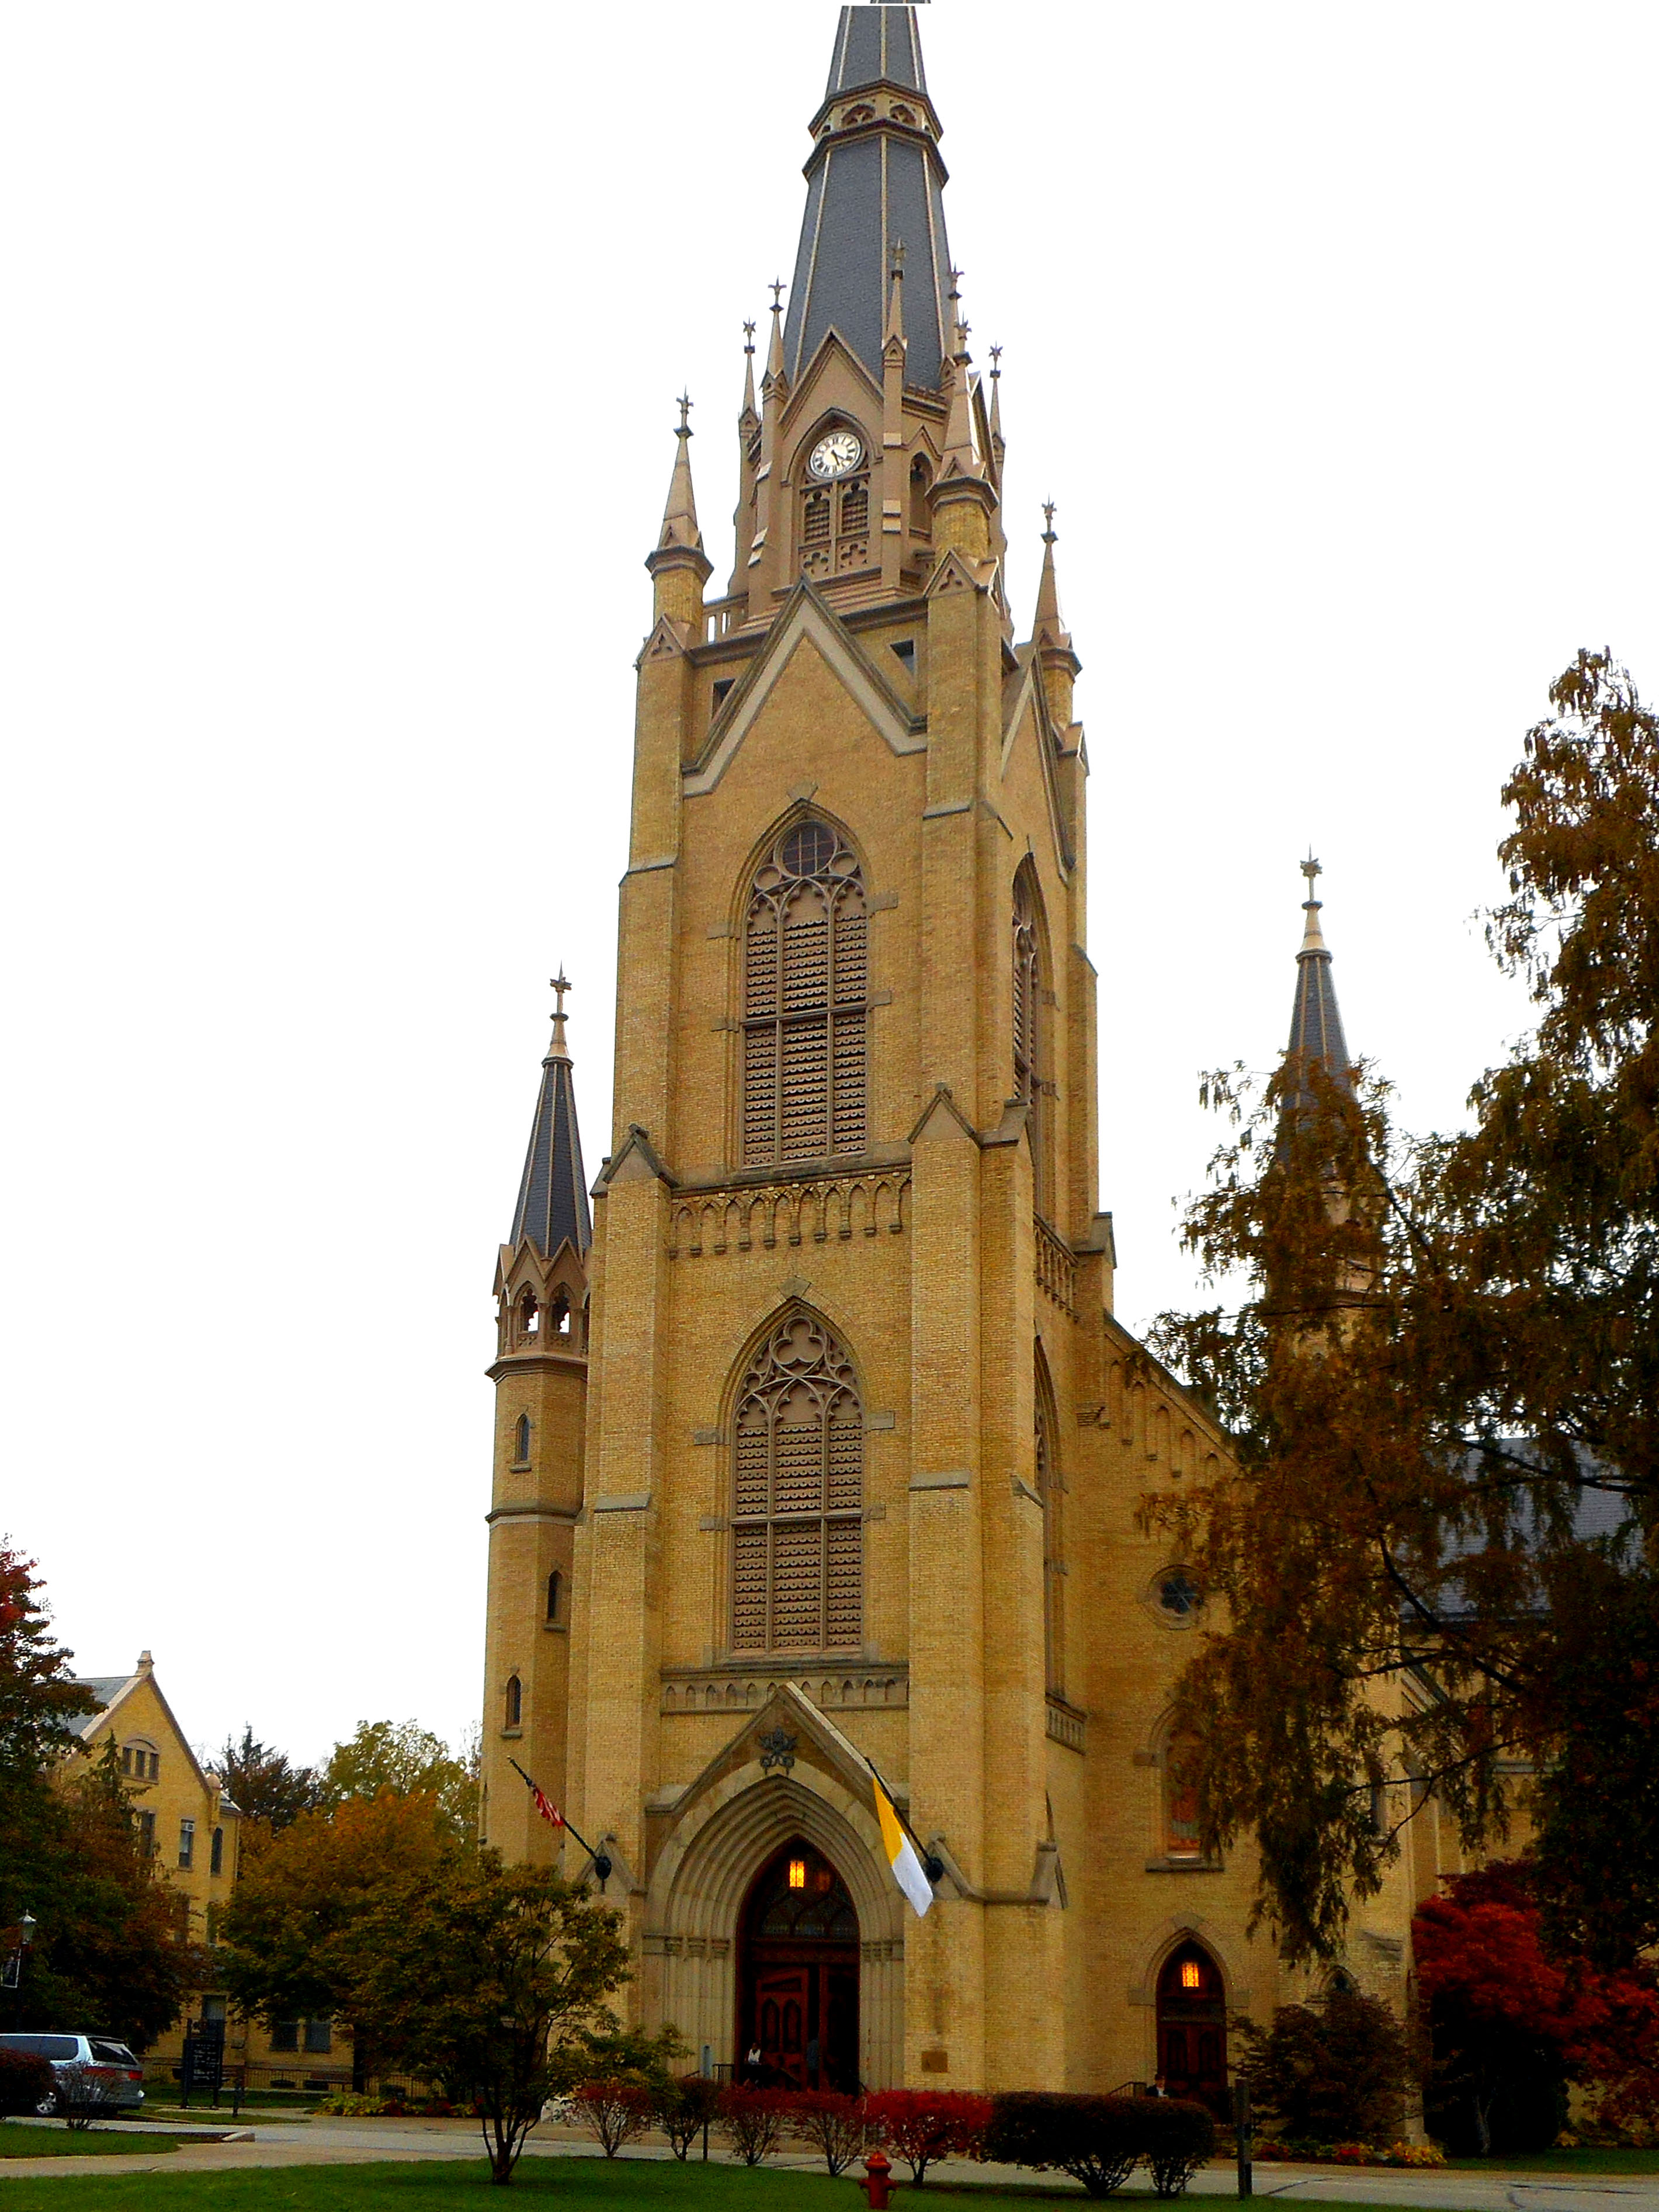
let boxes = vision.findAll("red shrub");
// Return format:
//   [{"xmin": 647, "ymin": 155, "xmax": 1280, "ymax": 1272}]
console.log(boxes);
[
  {"xmin": 0, "ymin": 2050, "xmax": 54, "ymax": 2117},
  {"xmin": 786, "ymin": 2089, "xmax": 869, "ymax": 2176},
  {"xmin": 865, "ymin": 2089, "xmax": 994, "ymax": 2183},
  {"xmin": 717, "ymin": 2083, "xmax": 795, "ymax": 2166},
  {"xmin": 568, "ymin": 2078, "xmax": 654, "ymax": 2157}
]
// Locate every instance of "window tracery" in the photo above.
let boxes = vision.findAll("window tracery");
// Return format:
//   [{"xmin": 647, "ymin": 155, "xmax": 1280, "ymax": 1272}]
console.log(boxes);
[
  {"xmin": 731, "ymin": 1311, "xmax": 863, "ymax": 1654},
  {"xmin": 798, "ymin": 435, "xmax": 872, "ymax": 578},
  {"xmin": 742, "ymin": 819, "xmax": 869, "ymax": 1166}
]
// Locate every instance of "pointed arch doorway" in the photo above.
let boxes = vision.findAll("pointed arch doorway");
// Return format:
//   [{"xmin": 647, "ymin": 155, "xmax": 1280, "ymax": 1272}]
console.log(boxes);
[{"xmin": 738, "ymin": 1839, "xmax": 860, "ymax": 2091}]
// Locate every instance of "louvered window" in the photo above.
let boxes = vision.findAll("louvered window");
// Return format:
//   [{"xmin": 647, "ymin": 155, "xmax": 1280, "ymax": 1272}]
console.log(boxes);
[
  {"xmin": 731, "ymin": 1311, "xmax": 863, "ymax": 1654},
  {"xmin": 743, "ymin": 820, "xmax": 868, "ymax": 1166},
  {"xmin": 799, "ymin": 462, "xmax": 874, "ymax": 578}
]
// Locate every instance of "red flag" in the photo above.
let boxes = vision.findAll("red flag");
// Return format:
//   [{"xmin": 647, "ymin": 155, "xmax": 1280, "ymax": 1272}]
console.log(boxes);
[{"xmin": 530, "ymin": 1785, "xmax": 565, "ymax": 1829}]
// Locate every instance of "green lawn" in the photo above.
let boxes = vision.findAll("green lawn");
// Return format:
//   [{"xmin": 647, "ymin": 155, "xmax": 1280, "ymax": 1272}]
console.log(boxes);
[
  {"xmin": 0, "ymin": 2123, "xmax": 185, "ymax": 2159},
  {"xmin": 1443, "ymin": 2147, "xmax": 1659, "ymax": 2174},
  {"xmin": 0, "ymin": 2152, "xmax": 1438, "ymax": 2210}
]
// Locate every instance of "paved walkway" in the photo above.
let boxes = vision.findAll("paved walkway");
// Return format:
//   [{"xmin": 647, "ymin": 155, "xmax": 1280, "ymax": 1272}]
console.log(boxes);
[{"xmin": 3, "ymin": 2115, "xmax": 1658, "ymax": 2207}]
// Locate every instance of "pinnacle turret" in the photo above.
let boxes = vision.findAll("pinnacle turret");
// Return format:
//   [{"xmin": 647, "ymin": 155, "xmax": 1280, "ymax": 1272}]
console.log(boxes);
[
  {"xmin": 509, "ymin": 973, "xmax": 592, "ymax": 1262},
  {"xmin": 654, "ymin": 395, "xmax": 704, "ymax": 559}
]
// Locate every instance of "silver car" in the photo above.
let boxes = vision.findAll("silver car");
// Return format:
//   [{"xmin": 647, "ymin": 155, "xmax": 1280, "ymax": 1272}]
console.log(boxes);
[{"xmin": 0, "ymin": 2033, "xmax": 146, "ymax": 2114}]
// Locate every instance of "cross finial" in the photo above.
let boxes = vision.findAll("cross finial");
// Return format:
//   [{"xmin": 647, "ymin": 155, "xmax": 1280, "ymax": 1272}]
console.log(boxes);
[
  {"xmin": 551, "ymin": 970, "xmax": 571, "ymax": 1017},
  {"xmin": 742, "ymin": 320, "xmax": 756, "ymax": 352},
  {"xmin": 890, "ymin": 238, "xmax": 907, "ymax": 277},
  {"xmin": 947, "ymin": 265, "xmax": 963, "ymax": 303},
  {"xmin": 1042, "ymin": 499, "xmax": 1056, "ymax": 540},
  {"xmin": 990, "ymin": 343, "xmax": 1003, "ymax": 377},
  {"xmin": 769, "ymin": 277, "xmax": 785, "ymax": 312},
  {"xmin": 1301, "ymin": 851, "xmax": 1323, "ymax": 901},
  {"xmin": 676, "ymin": 392, "xmax": 693, "ymax": 435}
]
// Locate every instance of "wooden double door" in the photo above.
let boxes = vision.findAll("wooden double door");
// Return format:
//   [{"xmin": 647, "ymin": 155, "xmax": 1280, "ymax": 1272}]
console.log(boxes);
[{"xmin": 740, "ymin": 1842, "xmax": 860, "ymax": 2091}]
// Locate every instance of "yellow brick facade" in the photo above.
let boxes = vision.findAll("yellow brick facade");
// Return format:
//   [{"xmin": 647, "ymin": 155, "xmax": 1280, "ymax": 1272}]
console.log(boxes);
[{"xmin": 478, "ymin": 2, "xmax": 1428, "ymax": 2097}]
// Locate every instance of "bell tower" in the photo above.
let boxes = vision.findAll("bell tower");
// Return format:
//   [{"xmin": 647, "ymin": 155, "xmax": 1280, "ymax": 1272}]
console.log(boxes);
[{"xmin": 480, "ymin": 974, "xmax": 589, "ymax": 1864}]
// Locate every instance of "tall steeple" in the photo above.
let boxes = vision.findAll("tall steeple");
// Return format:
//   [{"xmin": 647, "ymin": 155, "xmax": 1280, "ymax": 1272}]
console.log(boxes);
[
  {"xmin": 783, "ymin": 3, "xmax": 955, "ymax": 392},
  {"xmin": 1285, "ymin": 857, "xmax": 1353, "ymax": 1088},
  {"xmin": 509, "ymin": 972, "xmax": 592, "ymax": 1262}
]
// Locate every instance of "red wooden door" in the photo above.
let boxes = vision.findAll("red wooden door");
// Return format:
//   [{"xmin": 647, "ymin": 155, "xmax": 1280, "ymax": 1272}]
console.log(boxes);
[{"xmin": 755, "ymin": 1966, "xmax": 810, "ymax": 2086}]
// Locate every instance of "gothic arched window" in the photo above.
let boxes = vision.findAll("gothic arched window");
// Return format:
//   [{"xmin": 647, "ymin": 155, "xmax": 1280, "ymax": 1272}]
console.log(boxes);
[
  {"xmin": 513, "ymin": 1412, "xmax": 532, "ymax": 1466},
  {"xmin": 1036, "ymin": 1350, "xmax": 1064, "ymax": 1698},
  {"xmin": 742, "ymin": 819, "xmax": 868, "ymax": 1166},
  {"xmin": 504, "ymin": 1674, "xmax": 522, "ymax": 1730},
  {"xmin": 1013, "ymin": 864, "xmax": 1052, "ymax": 1215},
  {"xmin": 731, "ymin": 1311, "xmax": 863, "ymax": 1654},
  {"xmin": 1165, "ymin": 1730, "xmax": 1205, "ymax": 1860}
]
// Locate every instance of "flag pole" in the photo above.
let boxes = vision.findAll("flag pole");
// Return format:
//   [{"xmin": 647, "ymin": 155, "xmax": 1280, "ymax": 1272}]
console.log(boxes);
[
  {"xmin": 506, "ymin": 1758, "xmax": 612, "ymax": 1880},
  {"xmin": 865, "ymin": 1755, "xmax": 944, "ymax": 1885}
]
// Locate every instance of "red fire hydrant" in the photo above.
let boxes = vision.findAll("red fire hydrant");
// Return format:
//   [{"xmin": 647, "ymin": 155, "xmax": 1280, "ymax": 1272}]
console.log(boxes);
[{"xmin": 858, "ymin": 2150, "xmax": 896, "ymax": 2208}]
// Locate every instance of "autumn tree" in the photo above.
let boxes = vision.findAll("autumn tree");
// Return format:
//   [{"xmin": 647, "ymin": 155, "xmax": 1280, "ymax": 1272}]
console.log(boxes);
[
  {"xmin": 319, "ymin": 1719, "xmax": 478, "ymax": 1843},
  {"xmin": 1415, "ymin": 1864, "xmax": 1659, "ymax": 2153},
  {"xmin": 1, "ymin": 1547, "xmax": 208, "ymax": 2044},
  {"xmin": 1150, "ymin": 651, "xmax": 1659, "ymax": 1962},
  {"xmin": 216, "ymin": 1727, "xmax": 322, "ymax": 1832}
]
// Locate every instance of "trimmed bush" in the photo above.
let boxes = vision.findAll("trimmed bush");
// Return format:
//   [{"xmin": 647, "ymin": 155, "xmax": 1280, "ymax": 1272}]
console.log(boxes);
[
  {"xmin": 985, "ymin": 2092, "xmax": 1143, "ymax": 2198},
  {"xmin": 1137, "ymin": 2098, "xmax": 1217, "ymax": 2198},
  {"xmin": 652, "ymin": 2073, "xmax": 723, "ymax": 2160},
  {"xmin": 568, "ymin": 2078, "xmax": 654, "ymax": 2157},
  {"xmin": 0, "ymin": 2048, "xmax": 54, "ymax": 2116},
  {"xmin": 1238, "ymin": 1996, "xmax": 1412, "ymax": 2145},
  {"xmin": 717, "ymin": 2083, "xmax": 794, "ymax": 2166},
  {"xmin": 865, "ymin": 2089, "xmax": 993, "ymax": 2183},
  {"xmin": 787, "ymin": 2089, "xmax": 867, "ymax": 2176}
]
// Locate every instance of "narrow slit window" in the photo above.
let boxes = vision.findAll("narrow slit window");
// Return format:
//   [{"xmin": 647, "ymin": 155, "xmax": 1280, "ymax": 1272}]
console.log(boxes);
[
  {"xmin": 513, "ymin": 1412, "xmax": 531, "ymax": 1464},
  {"xmin": 504, "ymin": 1675, "xmax": 522, "ymax": 1730},
  {"xmin": 546, "ymin": 1570, "xmax": 561, "ymax": 1624}
]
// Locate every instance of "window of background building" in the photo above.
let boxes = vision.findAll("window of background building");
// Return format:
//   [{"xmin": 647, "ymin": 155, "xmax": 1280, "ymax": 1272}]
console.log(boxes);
[
  {"xmin": 210, "ymin": 1825, "xmax": 224, "ymax": 1876},
  {"xmin": 178, "ymin": 1818, "xmax": 195, "ymax": 1870},
  {"xmin": 270, "ymin": 2022, "xmax": 299, "ymax": 2053},
  {"xmin": 303, "ymin": 2020, "xmax": 332, "ymax": 2054},
  {"xmin": 136, "ymin": 1810, "xmax": 155, "ymax": 1858}
]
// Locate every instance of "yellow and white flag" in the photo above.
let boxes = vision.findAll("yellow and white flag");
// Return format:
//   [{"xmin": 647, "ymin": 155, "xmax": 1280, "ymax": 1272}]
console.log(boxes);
[{"xmin": 873, "ymin": 1772, "xmax": 934, "ymax": 1918}]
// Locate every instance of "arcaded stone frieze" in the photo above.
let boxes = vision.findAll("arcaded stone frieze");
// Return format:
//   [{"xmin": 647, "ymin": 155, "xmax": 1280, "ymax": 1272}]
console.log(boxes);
[
  {"xmin": 668, "ymin": 1169, "xmax": 911, "ymax": 1255},
  {"xmin": 660, "ymin": 1665, "xmax": 908, "ymax": 1715}
]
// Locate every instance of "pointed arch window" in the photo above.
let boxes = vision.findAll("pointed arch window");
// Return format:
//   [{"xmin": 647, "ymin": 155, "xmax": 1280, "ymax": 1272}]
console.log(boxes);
[
  {"xmin": 731, "ymin": 1311, "xmax": 863, "ymax": 1654},
  {"xmin": 504, "ymin": 1675, "xmax": 522, "ymax": 1731},
  {"xmin": 742, "ymin": 819, "xmax": 869, "ymax": 1166},
  {"xmin": 512, "ymin": 1412, "xmax": 532, "ymax": 1467},
  {"xmin": 1013, "ymin": 866, "xmax": 1052, "ymax": 1216},
  {"xmin": 1036, "ymin": 1352, "xmax": 1064, "ymax": 1699}
]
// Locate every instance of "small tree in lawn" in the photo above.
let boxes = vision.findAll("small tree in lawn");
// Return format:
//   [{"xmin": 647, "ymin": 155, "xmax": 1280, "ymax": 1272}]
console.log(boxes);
[
  {"xmin": 865, "ymin": 2089, "xmax": 992, "ymax": 2183},
  {"xmin": 346, "ymin": 1857, "xmax": 631, "ymax": 2186},
  {"xmin": 1237, "ymin": 1993, "xmax": 1413, "ymax": 2145}
]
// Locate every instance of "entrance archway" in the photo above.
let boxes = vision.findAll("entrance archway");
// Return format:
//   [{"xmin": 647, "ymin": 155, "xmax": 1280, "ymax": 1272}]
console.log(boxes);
[
  {"xmin": 739, "ymin": 1840, "xmax": 859, "ymax": 2090},
  {"xmin": 1157, "ymin": 1941, "xmax": 1228, "ymax": 2114}
]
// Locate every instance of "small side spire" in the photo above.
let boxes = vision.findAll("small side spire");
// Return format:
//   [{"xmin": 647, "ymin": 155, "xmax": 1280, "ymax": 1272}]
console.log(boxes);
[
  {"xmin": 883, "ymin": 240, "xmax": 907, "ymax": 352},
  {"xmin": 1286, "ymin": 855, "xmax": 1353, "ymax": 1089},
  {"xmin": 657, "ymin": 394, "xmax": 704, "ymax": 557},
  {"xmin": 1031, "ymin": 503, "xmax": 1081, "ymax": 722},
  {"xmin": 646, "ymin": 395, "xmax": 712, "ymax": 622},
  {"xmin": 988, "ymin": 343, "xmax": 1004, "ymax": 451},
  {"xmin": 740, "ymin": 321, "xmax": 758, "ymax": 427},
  {"xmin": 510, "ymin": 973, "xmax": 592, "ymax": 1260}
]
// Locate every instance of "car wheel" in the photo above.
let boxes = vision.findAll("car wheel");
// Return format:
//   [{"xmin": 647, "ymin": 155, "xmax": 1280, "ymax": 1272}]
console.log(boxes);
[{"xmin": 35, "ymin": 2091, "xmax": 60, "ymax": 2116}]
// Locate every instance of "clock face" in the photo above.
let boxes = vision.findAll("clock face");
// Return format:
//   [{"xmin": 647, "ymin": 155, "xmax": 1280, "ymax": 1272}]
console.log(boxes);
[{"xmin": 808, "ymin": 428, "xmax": 863, "ymax": 480}]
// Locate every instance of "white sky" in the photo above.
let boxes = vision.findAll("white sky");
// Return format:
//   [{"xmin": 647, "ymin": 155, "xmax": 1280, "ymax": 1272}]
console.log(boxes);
[{"xmin": 3, "ymin": 2, "xmax": 1655, "ymax": 1769}]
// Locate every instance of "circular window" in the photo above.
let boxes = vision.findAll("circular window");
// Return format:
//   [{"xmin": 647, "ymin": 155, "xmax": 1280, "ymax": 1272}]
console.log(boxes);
[{"xmin": 1158, "ymin": 1571, "xmax": 1199, "ymax": 1616}]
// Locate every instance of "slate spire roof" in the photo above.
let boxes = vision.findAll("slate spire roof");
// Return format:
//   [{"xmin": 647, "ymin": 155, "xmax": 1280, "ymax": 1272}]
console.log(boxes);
[
  {"xmin": 1286, "ymin": 857, "xmax": 1353, "ymax": 1090},
  {"xmin": 509, "ymin": 974, "xmax": 592, "ymax": 1259},
  {"xmin": 783, "ymin": 4, "xmax": 955, "ymax": 393}
]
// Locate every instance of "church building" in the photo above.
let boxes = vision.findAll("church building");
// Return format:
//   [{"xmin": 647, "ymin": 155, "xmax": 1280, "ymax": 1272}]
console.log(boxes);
[{"xmin": 478, "ymin": 0, "xmax": 1434, "ymax": 2096}]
